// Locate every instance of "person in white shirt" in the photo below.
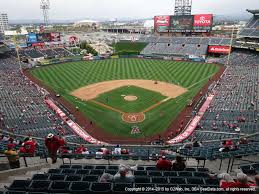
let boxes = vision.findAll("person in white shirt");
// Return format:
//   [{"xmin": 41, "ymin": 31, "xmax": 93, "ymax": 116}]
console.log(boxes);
[{"xmin": 113, "ymin": 145, "xmax": 121, "ymax": 155}]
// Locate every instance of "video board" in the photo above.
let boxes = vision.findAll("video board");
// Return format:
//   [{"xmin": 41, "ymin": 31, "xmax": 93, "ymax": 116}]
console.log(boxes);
[
  {"xmin": 26, "ymin": 33, "xmax": 38, "ymax": 44},
  {"xmin": 26, "ymin": 32, "xmax": 61, "ymax": 45},
  {"xmin": 37, "ymin": 33, "xmax": 51, "ymax": 42},
  {"xmin": 169, "ymin": 15, "xmax": 193, "ymax": 32},
  {"xmin": 154, "ymin": 14, "xmax": 213, "ymax": 33}
]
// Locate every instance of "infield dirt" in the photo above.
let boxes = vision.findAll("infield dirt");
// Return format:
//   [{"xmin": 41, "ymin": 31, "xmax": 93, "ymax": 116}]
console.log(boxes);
[{"xmin": 71, "ymin": 79, "xmax": 187, "ymax": 101}]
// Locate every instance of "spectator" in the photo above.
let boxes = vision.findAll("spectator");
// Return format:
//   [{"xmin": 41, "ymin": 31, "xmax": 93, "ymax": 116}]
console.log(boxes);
[
  {"xmin": 75, "ymin": 144, "xmax": 87, "ymax": 154},
  {"xmin": 7, "ymin": 139, "xmax": 16, "ymax": 151},
  {"xmin": 181, "ymin": 143, "xmax": 192, "ymax": 150},
  {"xmin": 121, "ymin": 149, "xmax": 129, "ymax": 155},
  {"xmin": 19, "ymin": 138, "xmax": 37, "ymax": 156},
  {"xmin": 113, "ymin": 145, "xmax": 121, "ymax": 155},
  {"xmin": 219, "ymin": 140, "xmax": 232, "ymax": 152},
  {"xmin": 99, "ymin": 173, "xmax": 114, "ymax": 183},
  {"xmin": 1, "ymin": 135, "xmax": 9, "ymax": 142},
  {"xmin": 219, "ymin": 173, "xmax": 255, "ymax": 194},
  {"xmin": 172, "ymin": 156, "xmax": 186, "ymax": 171},
  {"xmin": 100, "ymin": 145, "xmax": 110, "ymax": 155},
  {"xmin": 238, "ymin": 138, "xmax": 248, "ymax": 145},
  {"xmin": 95, "ymin": 148, "xmax": 104, "ymax": 159},
  {"xmin": 226, "ymin": 139, "xmax": 234, "ymax": 147},
  {"xmin": 193, "ymin": 141, "xmax": 202, "ymax": 148},
  {"xmin": 59, "ymin": 146, "xmax": 70, "ymax": 155},
  {"xmin": 156, "ymin": 155, "xmax": 172, "ymax": 171},
  {"xmin": 4, "ymin": 144, "xmax": 20, "ymax": 169},
  {"xmin": 45, "ymin": 133, "xmax": 65, "ymax": 164},
  {"xmin": 114, "ymin": 164, "xmax": 137, "ymax": 183}
]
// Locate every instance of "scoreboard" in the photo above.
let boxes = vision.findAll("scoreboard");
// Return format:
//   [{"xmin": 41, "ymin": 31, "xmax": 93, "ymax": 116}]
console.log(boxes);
[
  {"xmin": 26, "ymin": 32, "xmax": 61, "ymax": 45},
  {"xmin": 154, "ymin": 14, "xmax": 213, "ymax": 33},
  {"xmin": 169, "ymin": 15, "xmax": 193, "ymax": 32}
]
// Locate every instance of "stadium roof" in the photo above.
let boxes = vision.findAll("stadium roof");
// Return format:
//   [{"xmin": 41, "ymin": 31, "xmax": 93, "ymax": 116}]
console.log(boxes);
[
  {"xmin": 74, "ymin": 19, "xmax": 99, "ymax": 25},
  {"xmin": 246, "ymin": 9, "xmax": 259, "ymax": 15}
]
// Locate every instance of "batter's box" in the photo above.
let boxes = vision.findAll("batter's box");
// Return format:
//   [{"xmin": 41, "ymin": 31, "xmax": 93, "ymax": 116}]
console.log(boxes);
[{"xmin": 122, "ymin": 112, "xmax": 145, "ymax": 123}]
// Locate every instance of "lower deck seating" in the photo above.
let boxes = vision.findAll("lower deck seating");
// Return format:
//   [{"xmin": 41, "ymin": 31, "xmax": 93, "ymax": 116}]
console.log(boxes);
[{"xmin": 6, "ymin": 164, "xmax": 224, "ymax": 194}]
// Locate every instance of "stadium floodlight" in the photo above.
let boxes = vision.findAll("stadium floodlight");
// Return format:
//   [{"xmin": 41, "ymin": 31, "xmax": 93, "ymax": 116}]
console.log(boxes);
[
  {"xmin": 40, "ymin": 0, "xmax": 50, "ymax": 26},
  {"xmin": 174, "ymin": 0, "xmax": 192, "ymax": 15}
]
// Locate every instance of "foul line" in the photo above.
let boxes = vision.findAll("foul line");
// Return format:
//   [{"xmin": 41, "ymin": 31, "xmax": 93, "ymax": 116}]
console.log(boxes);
[
  {"xmin": 91, "ymin": 100, "xmax": 124, "ymax": 114},
  {"xmin": 143, "ymin": 97, "xmax": 171, "ymax": 113},
  {"xmin": 91, "ymin": 97, "xmax": 171, "ymax": 115}
]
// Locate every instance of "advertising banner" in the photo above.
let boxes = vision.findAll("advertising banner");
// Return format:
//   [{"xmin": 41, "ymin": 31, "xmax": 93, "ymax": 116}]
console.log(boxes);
[
  {"xmin": 50, "ymin": 32, "xmax": 61, "ymax": 42},
  {"xmin": 193, "ymin": 14, "xmax": 213, "ymax": 27},
  {"xmin": 32, "ymin": 42, "xmax": 45, "ymax": 47},
  {"xmin": 154, "ymin": 16, "xmax": 170, "ymax": 32},
  {"xmin": 208, "ymin": 46, "xmax": 231, "ymax": 54},
  {"xmin": 193, "ymin": 14, "xmax": 213, "ymax": 32}
]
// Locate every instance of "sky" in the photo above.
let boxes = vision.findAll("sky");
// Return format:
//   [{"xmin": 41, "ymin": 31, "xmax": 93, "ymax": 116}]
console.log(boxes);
[{"xmin": 0, "ymin": 0, "xmax": 258, "ymax": 21}]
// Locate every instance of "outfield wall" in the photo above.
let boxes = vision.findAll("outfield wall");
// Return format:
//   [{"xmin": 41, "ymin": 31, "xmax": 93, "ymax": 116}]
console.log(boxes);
[{"xmin": 38, "ymin": 54, "xmax": 206, "ymax": 66}]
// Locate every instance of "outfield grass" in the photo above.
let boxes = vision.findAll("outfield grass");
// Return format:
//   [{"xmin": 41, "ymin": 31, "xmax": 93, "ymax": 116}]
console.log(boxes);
[
  {"xmin": 113, "ymin": 41, "xmax": 147, "ymax": 55},
  {"xmin": 95, "ymin": 85, "xmax": 167, "ymax": 113},
  {"xmin": 31, "ymin": 58, "xmax": 219, "ymax": 138}
]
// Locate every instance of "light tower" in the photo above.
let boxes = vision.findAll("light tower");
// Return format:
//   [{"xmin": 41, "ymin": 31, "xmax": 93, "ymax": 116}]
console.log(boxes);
[
  {"xmin": 40, "ymin": 0, "xmax": 50, "ymax": 25},
  {"xmin": 174, "ymin": 0, "xmax": 192, "ymax": 15}
]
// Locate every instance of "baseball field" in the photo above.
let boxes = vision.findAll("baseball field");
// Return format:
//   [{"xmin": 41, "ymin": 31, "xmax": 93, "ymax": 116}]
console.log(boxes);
[{"xmin": 30, "ymin": 58, "xmax": 219, "ymax": 139}]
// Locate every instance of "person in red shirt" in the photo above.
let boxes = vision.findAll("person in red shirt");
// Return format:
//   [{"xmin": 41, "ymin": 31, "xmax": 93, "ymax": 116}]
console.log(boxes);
[
  {"xmin": 59, "ymin": 146, "xmax": 70, "ymax": 155},
  {"xmin": 219, "ymin": 173, "xmax": 255, "ymax": 194},
  {"xmin": 19, "ymin": 138, "xmax": 37, "ymax": 156},
  {"xmin": 75, "ymin": 145, "xmax": 87, "ymax": 154},
  {"xmin": 45, "ymin": 133, "xmax": 65, "ymax": 164},
  {"xmin": 121, "ymin": 149, "xmax": 129, "ymax": 155},
  {"xmin": 156, "ymin": 156, "xmax": 172, "ymax": 171},
  {"xmin": 7, "ymin": 140, "xmax": 16, "ymax": 152},
  {"xmin": 226, "ymin": 139, "xmax": 234, "ymax": 147},
  {"xmin": 100, "ymin": 145, "xmax": 110, "ymax": 155}
]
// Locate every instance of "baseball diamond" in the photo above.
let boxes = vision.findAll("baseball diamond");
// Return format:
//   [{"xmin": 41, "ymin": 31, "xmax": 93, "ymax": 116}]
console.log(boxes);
[{"xmin": 30, "ymin": 58, "xmax": 220, "ymax": 140}]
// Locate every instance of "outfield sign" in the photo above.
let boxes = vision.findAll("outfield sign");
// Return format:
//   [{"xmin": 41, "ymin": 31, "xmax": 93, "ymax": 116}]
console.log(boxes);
[
  {"xmin": 155, "ymin": 14, "xmax": 213, "ymax": 33},
  {"xmin": 208, "ymin": 46, "xmax": 231, "ymax": 54}
]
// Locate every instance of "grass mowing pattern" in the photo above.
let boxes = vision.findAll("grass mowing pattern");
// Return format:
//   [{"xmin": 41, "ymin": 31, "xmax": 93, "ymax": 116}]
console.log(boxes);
[
  {"xmin": 113, "ymin": 42, "xmax": 148, "ymax": 55},
  {"xmin": 31, "ymin": 58, "xmax": 219, "ymax": 138},
  {"xmin": 95, "ymin": 85, "xmax": 167, "ymax": 113}
]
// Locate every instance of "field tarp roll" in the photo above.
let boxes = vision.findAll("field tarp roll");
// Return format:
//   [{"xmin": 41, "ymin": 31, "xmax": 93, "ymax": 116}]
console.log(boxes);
[
  {"xmin": 167, "ymin": 94, "xmax": 214, "ymax": 144},
  {"xmin": 45, "ymin": 99, "xmax": 109, "ymax": 145}
]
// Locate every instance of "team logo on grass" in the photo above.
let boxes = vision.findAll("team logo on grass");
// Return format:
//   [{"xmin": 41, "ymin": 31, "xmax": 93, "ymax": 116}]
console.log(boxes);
[{"xmin": 131, "ymin": 126, "xmax": 141, "ymax": 134}]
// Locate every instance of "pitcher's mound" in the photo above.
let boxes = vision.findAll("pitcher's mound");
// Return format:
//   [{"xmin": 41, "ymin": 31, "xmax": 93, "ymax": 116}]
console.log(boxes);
[{"xmin": 124, "ymin": 95, "xmax": 138, "ymax": 101}]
